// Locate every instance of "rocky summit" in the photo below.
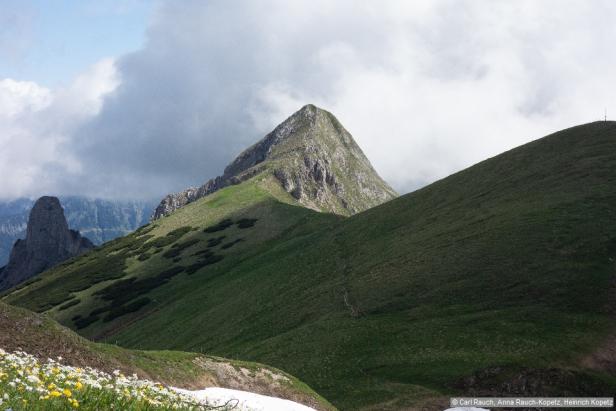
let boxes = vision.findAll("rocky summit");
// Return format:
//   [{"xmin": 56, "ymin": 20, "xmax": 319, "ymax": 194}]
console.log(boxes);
[
  {"xmin": 0, "ymin": 196, "xmax": 94, "ymax": 291},
  {"xmin": 153, "ymin": 104, "xmax": 397, "ymax": 219}
]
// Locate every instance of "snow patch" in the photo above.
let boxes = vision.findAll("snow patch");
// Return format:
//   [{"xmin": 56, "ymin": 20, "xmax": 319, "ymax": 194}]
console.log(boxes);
[{"xmin": 173, "ymin": 387, "xmax": 316, "ymax": 411}]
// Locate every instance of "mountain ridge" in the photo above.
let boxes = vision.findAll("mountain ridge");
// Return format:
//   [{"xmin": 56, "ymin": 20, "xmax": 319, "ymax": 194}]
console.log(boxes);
[
  {"xmin": 6, "ymin": 120, "xmax": 616, "ymax": 409},
  {"xmin": 153, "ymin": 104, "xmax": 397, "ymax": 219}
]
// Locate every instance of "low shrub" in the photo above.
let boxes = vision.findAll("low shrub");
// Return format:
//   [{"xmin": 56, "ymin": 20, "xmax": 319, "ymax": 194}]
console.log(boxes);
[
  {"xmin": 163, "ymin": 238, "xmax": 201, "ymax": 259},
  {"xmin": 204, "ymin": 219, "xmax": 233, "ymax": 233},
  {"xmin": 185, "ymin": 254, "xmax": 224, "ymax": 275},
  {"xmin": 194, "ymin": 248, "xmax": 214, "ymax": 257},
  {"xmin": 74, "ymin": 314, "xmax": 99, "ymax": 329},
  {"xmin": 104, "ymin": 297, "xmax": 152, "ymax": 322},
  {"xmin": 58, "ymin": 299, "xmax": 80, "ymax": 311},
  {"xmin": 236, "ymin": 218, "xmax": 258, "ymax": 229},
  {"xmin": 206, "ymin": 236, "xmax": 225, "ymax": 247},
  {"xmin": 94, "ymin": 266, "xmax": 185, "ymax": 314},
  {"xmin": 221, "ymin": 239, "xmax": 243, "ymax": 249},
  {"xmin": 148, "ymin": 226, "xmax": 193, "ymax": 249}
]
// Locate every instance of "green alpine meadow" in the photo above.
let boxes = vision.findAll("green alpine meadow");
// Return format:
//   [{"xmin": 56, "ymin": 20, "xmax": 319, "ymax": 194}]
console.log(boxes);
[
  {"xmin": 5, "ymin": 3, "xmax": 616, "ymax": 411},
  {"xmin": 4, "ymin": 104, "xmax": 616, "ymax": 409}
]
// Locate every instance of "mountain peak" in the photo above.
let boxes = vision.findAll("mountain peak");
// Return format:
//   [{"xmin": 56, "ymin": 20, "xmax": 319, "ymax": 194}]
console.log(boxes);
[
  {"xmin": 153, "ymin": 105, "xmax": 397, "ymax": 219},
  {"xmin": 0, "ymin": 196, "xmax": 94, "ymax": 291}
]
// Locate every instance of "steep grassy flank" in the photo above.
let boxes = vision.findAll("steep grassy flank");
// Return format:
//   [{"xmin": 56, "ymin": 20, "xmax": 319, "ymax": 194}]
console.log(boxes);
[
  {"xmin": 0, "ymin": 301, "xmax": 335, "ymax": 410},
  {"xmin": 107, "ymin": 121, "xmax": 616, "ymax": 409},
  {"xmin": 3, "ymin": 174, "xmax": 339, "ymax": 337},
  {"xmin": 6, "ymin": 122, "xmax": 616, "ymax": 409}
]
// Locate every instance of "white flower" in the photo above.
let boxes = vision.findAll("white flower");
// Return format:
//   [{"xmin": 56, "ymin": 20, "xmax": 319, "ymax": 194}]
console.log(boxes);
[{"xmin": 27, "ymin": 375, "xmax": 40, "ymax": 384}]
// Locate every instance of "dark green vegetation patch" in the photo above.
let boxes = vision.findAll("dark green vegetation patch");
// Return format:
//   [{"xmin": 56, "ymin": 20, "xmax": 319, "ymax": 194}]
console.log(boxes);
[
  {"xmin": 162, "ymin": 238, "xmax": 201, "ymax": 259},
  {"xmin": 74, "ymin": 314, "xmax": 99, "ymax": 329},
  {"xmin": 221, "ymin": 239, "xmax": 243, "ymax": 249},
  {"xmin": 146, "ymin": 226, "xmax": 193, "ymax": 249},
  {"xmin": 104, "ymin": 297, "xmax": 151, "ymax": 322},
  {"xmin": 204, "ymin": 219, "xmax": 233, "ymax": 233},
  {"xmin": 185, "ymin": 254, "xmax": 224, "ymax": 275},
  {"xmin": 58, "ymin": 299, "xmax": 80, "ymax": 311},
  {"xmin": 236, "ymin": 218, "xmax": 258, "ymax": 229},
  {"xmin": 95, "ymin": 266, "xmax": 186, "ymax": 306},
  {"xmin": 8, "ymin": 232, "xmax": 144, "ymax": 312},
  {"xmin": 206, "ymin": 236, "xmax": 225, "ymax": 248}
]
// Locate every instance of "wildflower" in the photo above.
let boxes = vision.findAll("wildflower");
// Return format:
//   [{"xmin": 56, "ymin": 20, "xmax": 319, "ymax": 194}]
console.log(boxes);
[
  {"xmin": 27, "ymin": 374, "xmax": 40, "ymax": 384},
  {"xmin": 63, "ymin": 388, "xmax": 72, "ymax": 397},
  {"xmin": 50, "ymin": 390, "xmax": 62, "ymax": 397},
  {"xmin": 75, "ymin": 381, "xmax": 83, "ymax": 390}
]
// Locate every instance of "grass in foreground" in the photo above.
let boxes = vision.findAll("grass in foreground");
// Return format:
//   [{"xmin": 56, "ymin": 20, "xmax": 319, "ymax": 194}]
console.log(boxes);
[
  {"xmin": 0, "ymin": 301, "xmax": 336, "ymax": 411},
  {"xmin": 0, "ymin": 348, "xmax": 232, "ymax": 410}
]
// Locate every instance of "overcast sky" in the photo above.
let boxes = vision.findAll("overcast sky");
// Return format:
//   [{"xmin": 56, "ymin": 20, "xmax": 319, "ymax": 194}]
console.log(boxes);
[{"xmin": 1, "ymin": 0, "xmax": 615, "ymax": 200}]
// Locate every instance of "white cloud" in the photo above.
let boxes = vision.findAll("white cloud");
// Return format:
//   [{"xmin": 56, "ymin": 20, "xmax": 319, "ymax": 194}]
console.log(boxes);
[
  {"xmin": 2, "ymin": 0, "xmax": 616, "ymax": 199},
  {"xmin": 0, "ymin": 79, "xmax": 51, "ymax": 117},
  {"xmin": 0, "ymin": 59, "xmax": 118, "ymax": 199}
]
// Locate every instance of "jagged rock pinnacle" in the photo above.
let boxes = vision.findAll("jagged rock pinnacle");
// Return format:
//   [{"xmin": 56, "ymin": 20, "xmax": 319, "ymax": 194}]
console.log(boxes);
[{"xmin": 0, "ymin": 196, "xmax": 94, "ymax": 291}]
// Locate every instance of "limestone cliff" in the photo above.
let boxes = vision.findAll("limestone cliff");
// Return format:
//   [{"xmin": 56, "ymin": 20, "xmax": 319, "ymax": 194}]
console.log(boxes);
[
  {"xmin": 0, "ymin": 196, "xmax": 94, "ymax": 291},
  {"xmin": 153, "ymin": 104, "xmax": 397, "ymax": 219}
]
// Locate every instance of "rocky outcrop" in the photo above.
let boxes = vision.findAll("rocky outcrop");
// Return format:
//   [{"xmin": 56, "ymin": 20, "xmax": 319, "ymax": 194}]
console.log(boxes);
[
  {"xmin": 153, "ymin": 104, "xmax": 397, "ymax": 219},
  {"xmin": 0, "ymin": 197, "xmax": 155, "ymax": 266},
  {"xmin": 0, "ymin": 196, "xmax": 94, "ymax": 291}
]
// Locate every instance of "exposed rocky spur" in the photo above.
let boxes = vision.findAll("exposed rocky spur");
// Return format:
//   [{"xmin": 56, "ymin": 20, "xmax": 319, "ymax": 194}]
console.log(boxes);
[{"xmin": 153, "ymin": 104, "xmax": 397, "ymax": 219}]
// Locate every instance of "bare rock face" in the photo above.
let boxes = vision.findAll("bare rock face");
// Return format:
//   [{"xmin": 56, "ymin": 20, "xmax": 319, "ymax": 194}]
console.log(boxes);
[
  {"xmin": 152, "ymin": 104, "xmax": 397, "ymax": 219},
  {"xmin": 0, "ymin": 196, "xmax": 94, "ymax": 291}
]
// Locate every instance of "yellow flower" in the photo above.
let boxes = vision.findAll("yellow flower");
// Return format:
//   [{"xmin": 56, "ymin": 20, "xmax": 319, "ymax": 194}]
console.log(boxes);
[
  {"xmin": 50, "ymin": 390, "xmax": 62, "ymax": 397},
  {"xmin": 63, "ymin": 388, "xmax": 72, "ymax": 397},
  {"xmin": 71, "ymin": 399, "xmax": 80, "ymax": 408},
  {"xmin": 75, "ymin": 381, "xmax": 83, "ymax": 390},
  {"xmin": 48, "ymin": 383, "xmax": 57, "ymax": 390}
]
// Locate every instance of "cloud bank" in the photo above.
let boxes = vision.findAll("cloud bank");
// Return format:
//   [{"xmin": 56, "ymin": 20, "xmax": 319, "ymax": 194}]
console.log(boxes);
[{"xmin": 2, "ymin": 0, "xmax": 616, "ymax": 200}]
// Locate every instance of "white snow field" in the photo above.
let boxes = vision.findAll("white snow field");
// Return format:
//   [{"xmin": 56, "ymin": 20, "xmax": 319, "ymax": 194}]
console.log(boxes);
[{"xmin": 173, "ymin": 387, "xmax": 317, "ymax": 411}]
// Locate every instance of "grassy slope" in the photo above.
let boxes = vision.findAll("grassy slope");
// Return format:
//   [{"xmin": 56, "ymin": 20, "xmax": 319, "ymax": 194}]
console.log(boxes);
[
  {"xmin": 6, "ymin": 122, "xmax": 616, "ymax": 409},
  {"xmin": 0, "ymin": 300, "xmax": 335, "ymax": 410}
]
